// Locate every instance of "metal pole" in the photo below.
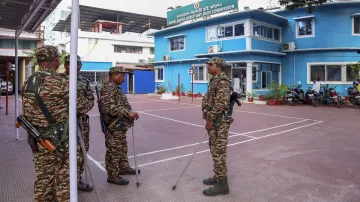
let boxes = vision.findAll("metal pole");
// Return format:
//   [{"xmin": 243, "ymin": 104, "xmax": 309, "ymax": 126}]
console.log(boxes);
[
  {"xmin": 178, "ymin": 73, "xmax": 180, "ymax": 103},
  {"xmin": 191, "ymin": 67, "xmax": 194, "ymax": 102},
  {"xmin": 5, "ymin": 62, "xmax": 8, "ymax": 115},
  {"xmin": 15, "ymin": 35, "xmax": 19, "ymax": 140},
  {"xmin": 69, "ymin": 0, "xmax": 79, "ymax": 201}
]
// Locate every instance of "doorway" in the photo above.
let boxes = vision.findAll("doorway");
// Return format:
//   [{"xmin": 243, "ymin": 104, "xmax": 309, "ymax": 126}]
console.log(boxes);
[
  {"xmin": 232, "ymin": 63, "xmax": 247, "ymax": 93},
  {"xmin": 128, "ymin": 73, "xmax": 134, "ymax": 94}
]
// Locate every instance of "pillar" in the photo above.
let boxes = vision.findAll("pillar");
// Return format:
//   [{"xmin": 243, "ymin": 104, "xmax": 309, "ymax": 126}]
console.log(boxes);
[
  {"xmin": 245, "ymin": 20, "xmax": 252, "ymax": 50},
  {"xmin": 246, "ymin": 62, "xmax": 253, "ymax": 97},
  {"xmin": 99, "ymin": 23, "xmax": 102, "ymax": 33}
]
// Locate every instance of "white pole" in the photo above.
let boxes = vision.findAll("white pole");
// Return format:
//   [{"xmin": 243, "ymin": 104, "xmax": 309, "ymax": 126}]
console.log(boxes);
[
  {"xmin": 69, "ymin": 0, "xmax": 79, "ymax": 201},
  {"xmin": 15, "ymin": 33, "xmax": 19, "ymax": 140}
]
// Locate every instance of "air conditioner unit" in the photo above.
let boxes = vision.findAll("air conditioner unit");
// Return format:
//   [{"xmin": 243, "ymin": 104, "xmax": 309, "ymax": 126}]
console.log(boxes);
[
  {"xmin": 208, "ymin": 45, "xmax": 221, "ymax": 53},
  {"xmin": 282, "ymin": 42, "xmax": 296, "ymax": 51},
  {"xmin": 138, "ymin": 59, "xmax": 146, "ymax": 63},
  {"xmin": 163, "ymin": 55, "xmax": 171, "ymax": 61}
]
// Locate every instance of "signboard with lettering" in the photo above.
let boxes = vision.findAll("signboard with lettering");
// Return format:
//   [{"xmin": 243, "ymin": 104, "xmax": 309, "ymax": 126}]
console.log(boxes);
[{"xmin": 167, "ymin": 0, "xmax": 239, "ymax": 26}]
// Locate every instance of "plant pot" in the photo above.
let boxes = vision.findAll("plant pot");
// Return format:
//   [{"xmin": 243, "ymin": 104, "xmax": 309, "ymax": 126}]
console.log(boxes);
[
  {"xmin": 258, "ymin": 96, "xmax": 265, "ymax": 101},
  {"xmin": 308, "ymin": 100, "xmax": 312, "ymax": 105},
  {"xmin": 157, "ymin": 92, "xmax": 162, "ymax": 95},
  {"xmin": 248, "ymin": 98, "xmax": 254, "ymax": 102},
  {"xmin": 276, "ymin": 100, "xmax": 281, "ymax": 105},
  {"xmin": 180, "ymin": 93, "xmax": 186, "ymax": 96},
  {"xmin": 197, "ymin": 94, "xmax": 202, "ymax": 98},
  {"xmin": 172, "ymin": 92, "xmax": 176, "ymax": 96},
  {"xmin": 268, "ymin": 100, "xmax": 277, "ymax": 105},
  {"xmin": 345, "ymin": 96, "xmax": 350, "ymax": 101},
  {"xmin": 324, "ymin": 99, "xmax": 330, "ymax": 105}
]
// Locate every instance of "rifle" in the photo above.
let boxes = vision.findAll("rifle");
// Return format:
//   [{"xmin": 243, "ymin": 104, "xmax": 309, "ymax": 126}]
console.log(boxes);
[
  {"xmin": 15, "ymin": 115, "xmax": 69, "ymax": 167},
  {"xmin": 95, "ymin": 85, "xmax": 108, "ymax": 136}
]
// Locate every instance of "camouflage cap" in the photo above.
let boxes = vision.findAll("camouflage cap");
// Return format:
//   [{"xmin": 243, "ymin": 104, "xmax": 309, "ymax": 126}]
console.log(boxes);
[
  {"xmin": 64, "ymin": 54, "xmax": 81, "ymax": 63},
  {"xmin": 205, "ymin": 57, "xmax": 226, "ymax": 68},
  {"xmin": 109, "ymin": 66, "xmax": 130, "ymax": 74},
  {"xmin": 36, "ymin": 45, "xmax": 59, "ymax": 62}
]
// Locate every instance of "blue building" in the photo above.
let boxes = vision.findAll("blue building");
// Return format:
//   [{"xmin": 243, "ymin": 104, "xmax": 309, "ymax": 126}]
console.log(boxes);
[{"xmin": 150, "ymin": 1, "xmax": 360, "ymax": 96}]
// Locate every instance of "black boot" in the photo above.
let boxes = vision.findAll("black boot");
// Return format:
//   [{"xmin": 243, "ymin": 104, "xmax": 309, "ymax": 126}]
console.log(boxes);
[
  {"xmin": 78, "ymin": 180, "xmax": 93, "ymax": 192},
  {"xmin": 119, "ymin": 166, "xmax": 140, "ymax": 175},
  {"xmin": 107, "ymin": 176, "xmax": 129, "ymax": 185},
  {"xmin": 203, "ymin": 177, "xmax": 229, "ymax": 196},
  {"xmin": 203, "ymin": 175, "xmax": 217, "ymax": 185}
]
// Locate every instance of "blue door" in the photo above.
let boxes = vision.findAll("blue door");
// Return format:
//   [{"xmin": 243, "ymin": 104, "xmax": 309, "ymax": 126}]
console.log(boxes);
[
  {"xmin": 120, "ymin": 74, "xmax": 128, "ymax": 94},
  {"xmin": 134, "ymin": 70, "xmax": 155, "ymax": 94}
]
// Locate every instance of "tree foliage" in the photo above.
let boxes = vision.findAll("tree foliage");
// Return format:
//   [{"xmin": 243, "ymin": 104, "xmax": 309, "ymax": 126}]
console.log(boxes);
[
  {"xmin": 349, "ymin": 62, "xmax": 360, "ymax": 80},
  {"xmin": 279, "ymin": 0, "xmax": 332, "ymax": 13}
]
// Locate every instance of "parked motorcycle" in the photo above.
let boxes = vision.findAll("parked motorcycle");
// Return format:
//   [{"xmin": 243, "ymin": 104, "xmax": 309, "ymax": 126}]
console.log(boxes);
[
  {"xmin": 285, "ymin": 82, "xmax": 306, "ymax": 105},
  {"xmin": 306, "ymin": 87, "xmax": 323, "ymax": 107},
  {"xmin": 322, "ymin": 85, "xmax": 343, "ymax": 108},
  {"xmin": 347, "ymin": 87, "xmax": 360, "ymax": 107}
]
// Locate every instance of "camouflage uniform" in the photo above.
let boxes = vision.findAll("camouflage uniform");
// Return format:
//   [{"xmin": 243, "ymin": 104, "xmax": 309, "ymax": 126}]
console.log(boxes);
[
  {"xmin": 99, "ymin": 66, "xmax": 139, "ymax": 185},
  {"xmin": 21, "ymin": 46, "xmax": 92, "ymax": 202},
  {"xmin": 63, "ymin": 55, "xmax": 95, "ymax": 187},
  {"xmin": 202, "ymin": 57, "xmax": 233, "ymax": 196}
]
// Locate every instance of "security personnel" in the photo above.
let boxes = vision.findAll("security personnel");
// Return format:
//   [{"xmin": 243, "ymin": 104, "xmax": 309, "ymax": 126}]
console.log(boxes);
[
  {"xmin": 99, "ymin": 66, "xmax": 140, "ymax": 185},
  {"xmin": 201, "ymin": 57, "xmax": 233, "ymax": 196},
  {"xmin": 63, "ymin": 55, "xmax": 95, "ymax": 191},
  {"xmin": 21, "ymin": 46, "xmax": 91, "ymax": 201}
]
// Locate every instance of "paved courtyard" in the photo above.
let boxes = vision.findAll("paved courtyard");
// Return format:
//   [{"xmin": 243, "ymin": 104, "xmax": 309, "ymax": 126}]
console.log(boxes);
[{"xmin": 1, "ymin": 94, "xmax": 360, "ymax": 202}]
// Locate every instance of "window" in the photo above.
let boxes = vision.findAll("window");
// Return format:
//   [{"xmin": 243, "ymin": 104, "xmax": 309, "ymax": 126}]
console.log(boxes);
[
  {"xmin": 353, "ymin": 17, "xmax": 360, "ymax": 34},
  {"xmin": 0, "ymin": 39, "xmax": 36, "ymax": 49},
  {"xmin": 252, "ymin": 23, "xmax": 280, "ymax": 41},
  {"xmin": 309, "ymin": 64, "xmax": 355, "ymax": 83},
  {"xmin": 114, "ymin": 45, "xmax": 143, "ymax": 54},
  {"xmin": 297, "ymin": 18, "xmax": 314, "ymax": 37},
  {"xmin": 170, "ymin": 36, "xmax": 185, "ymax": 51},
  {"xmin": 150, "ymin": 47, "xmax": 154, "ymax": 54},
  {"xmin": 206, "ymin": 22, "xmax": 245, "ymax": 41},
  {"xmin": 261, "ymin": 72, "xmax": 272, "ymax": 89},
  {"xmin": 193, "ymin": 66, "xmax": 206, "ymax": 82},
  {"xmin": 155, "ymin": 67, "xmax": 164, "ymax": 82}
]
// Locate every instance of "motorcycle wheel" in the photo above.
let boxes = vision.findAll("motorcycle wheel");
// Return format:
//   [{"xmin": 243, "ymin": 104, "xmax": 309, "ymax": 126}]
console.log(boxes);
[
  {"xmin": 287, "ymin": 98, "xmax": 296, "ymax": 106},
  {"xmin": 357, "ymin": 98, "xmax": 360, "ymax": 108}
]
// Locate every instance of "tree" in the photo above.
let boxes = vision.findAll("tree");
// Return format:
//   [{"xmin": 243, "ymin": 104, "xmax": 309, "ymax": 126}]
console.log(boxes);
[
  {"xmin": 279, "ymin": 0, "xmax": 332, "ymax": 13},
  {"xmin": 349, "ymin": 62, "xmax": 360, "ymax": 80}
]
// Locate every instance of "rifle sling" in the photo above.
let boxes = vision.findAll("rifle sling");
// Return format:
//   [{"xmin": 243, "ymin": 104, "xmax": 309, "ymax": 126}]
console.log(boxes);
[{"xmin": 35, "ymin": 93, "xmax": 56, "ymax": 125}]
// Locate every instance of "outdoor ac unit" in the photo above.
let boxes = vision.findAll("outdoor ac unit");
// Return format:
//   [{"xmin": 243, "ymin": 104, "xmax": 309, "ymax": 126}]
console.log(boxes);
[
  {"xmin": 138, "ymin": 59, "xmax": 146, "ymax": 63},
  {"xmin": 163, "ymin": 55, "xmax": 171, "ymax": 61},
  {"xmin": 208, "ymin": 45, "xmax": 221, "ymax": 53},
  {"xmin": 282, "ymin": 42, "xmax": 296, "ymax": 51}
]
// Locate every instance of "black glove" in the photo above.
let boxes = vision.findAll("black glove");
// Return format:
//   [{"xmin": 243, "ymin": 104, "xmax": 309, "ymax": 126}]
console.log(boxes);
[{"xmin": 28, "ymin": 134, "xmax": 39, "ymax": 153}]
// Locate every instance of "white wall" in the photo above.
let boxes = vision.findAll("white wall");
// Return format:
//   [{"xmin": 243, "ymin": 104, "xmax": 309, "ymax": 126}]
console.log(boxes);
[{"xmin": 62, "ymin": 30, "xmax": 155, "ymax": 64}]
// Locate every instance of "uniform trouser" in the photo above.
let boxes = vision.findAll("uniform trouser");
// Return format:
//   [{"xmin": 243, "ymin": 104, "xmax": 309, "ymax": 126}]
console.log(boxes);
[
  {"xmin": 33, "ymin": 145, "xmax": 70, "ymax": 202},
  {"xmin": 207, "ymin": 120, "xmax": 230, "ymax": 181},
  {"xmin": 105, "ymin": 130, "xmax": 130, "ymax": 178},
  {"xmin": 77, "ymin": 115, "xmax": 90, "ymax": 183}
]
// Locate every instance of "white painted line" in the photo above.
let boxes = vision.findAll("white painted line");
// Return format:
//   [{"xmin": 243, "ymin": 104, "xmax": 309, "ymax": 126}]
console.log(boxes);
[
  {"xmin": 126, "ymin": 119, "xmax": 309, "ymax": 159},
  {"xmin": 87, "ymin": 155, "xmax": 106, "ymax": 172},
  {"xmin": 86, "ymin": 121, "xmax": 323, "ymax": 172},
  {"xmin": 136, "ymin": 121, "xmax": 324, "ymax": 167},
  {"xmin": 138, "ymin": 97, "xmax": 197, "ymax": 106},
  {"xmin": 139, "ymin": 111, "xmax": 257, "ymax": 139},
  {"xmin": 140, "ymin": 106, "xmax": 200, "ymax": 112},
  {"xmin": 234, "ymin": 110, "xmax": 308, "ymax": 120}
]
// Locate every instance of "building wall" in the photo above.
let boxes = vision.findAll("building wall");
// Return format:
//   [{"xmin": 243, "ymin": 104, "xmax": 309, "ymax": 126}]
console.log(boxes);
[
  {"xmin": 281, "ymin": 50, "xmax": 359, "ymax": 94},
  {"xmin": 64, "ymin": 36, "xmax": 154, "ymax": 64},
  {"xmin": 278, "ymin": 6, "xmax": 360, "ymax": 49}
]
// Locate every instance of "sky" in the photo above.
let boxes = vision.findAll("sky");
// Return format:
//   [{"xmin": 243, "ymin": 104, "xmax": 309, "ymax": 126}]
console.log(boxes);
[{"xmin": 61, "ymin": 0, "xmax": 280, "ymax": 18}]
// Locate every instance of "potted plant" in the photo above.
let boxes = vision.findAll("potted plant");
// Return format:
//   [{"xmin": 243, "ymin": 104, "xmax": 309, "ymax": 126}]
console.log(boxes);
[
  {"xmin": 247, "ymin": 91, "xmax": 254, "ymax": 102},
  {"xmin": 187, "ymin": 89, "xmax": 192, "ymax": 97},
  {"xmin": 156, "ymin": 85, "xmax": 166, "ymax": 94},
  {"xmin": 258, "ymin": 95, "xmax": 265, "ymax": 101},
  {"xmin": 267, "ymin": 81, "xmax": 287, "ymax": 105},
  {"xmin": 180, "ymin": 83, "xmax": 186, "ymax": 96},
  {"xmin": 175, "ymin": 85, "xmax": 180, "ymax": 96}
]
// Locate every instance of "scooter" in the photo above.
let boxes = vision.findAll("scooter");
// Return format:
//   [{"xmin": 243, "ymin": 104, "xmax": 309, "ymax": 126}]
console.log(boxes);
[{"xmin": 285, "ymin": 82, "xmax": 306, "ymax": 105}]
